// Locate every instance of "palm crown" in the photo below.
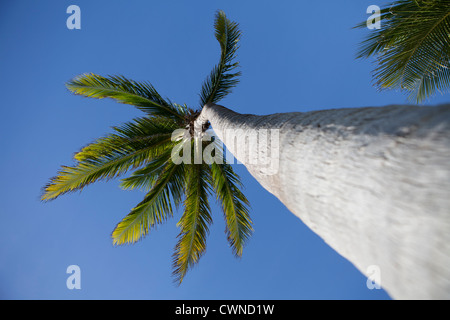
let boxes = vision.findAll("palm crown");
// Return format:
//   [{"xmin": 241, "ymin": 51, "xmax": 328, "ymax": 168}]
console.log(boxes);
[
  {"xmin": 356, "ymin": 0, "xmax": 450, "ymax": 103},
  {"xmin": 41, "ymin": 11, "xmax": 253, "ymax": 285}
]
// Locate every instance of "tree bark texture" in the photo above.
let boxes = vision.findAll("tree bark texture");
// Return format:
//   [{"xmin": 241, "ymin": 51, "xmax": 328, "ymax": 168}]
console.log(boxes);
[{"xmin": 197, "ymin": 103, "xmax": 450, "ymax": 299}]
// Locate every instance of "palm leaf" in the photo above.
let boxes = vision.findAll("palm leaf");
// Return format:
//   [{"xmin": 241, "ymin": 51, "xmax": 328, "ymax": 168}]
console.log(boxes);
[
  {"xmin": 172, "ymin": 161, "xmax": 212, "ymax": 285},
  {"xmin": 74, "ymin": 116, "xmax": 178, "ymax": 162},
  {"xmin": 41, "ymin": 118, "xmax": 176, "ymax": 201},
  {"xmin": 67, "ymin": 73, "xmax": 186, "ymax": 121},
  {"xmin": 119, "ymin": 148, "xmax": 172, "ymax": 191},
  {"xmin": 111, "ymin": 154, "xmax": 186, "ymax": 245},
  {"xmin": 355, "ymin": 0, "xmax": 450, "ymax": 103},
  {"xmin": 210, "ymin": 161, "xmax": 253, "ymax": 257},
  {"xmin": 199, "ymin": 10, "xmax": 242, "ymax": 107}
]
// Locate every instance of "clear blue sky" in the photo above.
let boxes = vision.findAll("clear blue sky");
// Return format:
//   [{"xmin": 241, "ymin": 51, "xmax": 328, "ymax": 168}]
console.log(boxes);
[{"xmin": 1, "ymin": 0, "xmax": 448, "ymax": 300}]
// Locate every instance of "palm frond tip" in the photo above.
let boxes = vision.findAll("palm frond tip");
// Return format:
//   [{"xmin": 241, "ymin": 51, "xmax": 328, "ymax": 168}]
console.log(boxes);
[
  {"xmin": 199, "ymin": 10, "xmax": 242, "ymax": 107},
  {"xmin": 355, "ymin": 0, "xmax": 450, "ymax": 103}
]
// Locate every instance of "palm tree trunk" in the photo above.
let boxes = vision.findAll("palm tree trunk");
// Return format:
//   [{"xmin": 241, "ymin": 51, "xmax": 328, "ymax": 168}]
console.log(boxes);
[{"xmin": 195, "ymin": 102, "xmax": 450, "ymax": 299}]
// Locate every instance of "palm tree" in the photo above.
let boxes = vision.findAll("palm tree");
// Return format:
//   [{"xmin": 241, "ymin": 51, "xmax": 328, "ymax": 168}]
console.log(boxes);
[
  {"xmin": 355, "ymin": 0, "xmax": 450, "ymax": 103},
  {"xmin": 42, "ymin": 10, "xmax": 450, "ymax": 299},
  {"xmin": 41, "ymin": 11, "xmax": 252, "ymax": 285}
]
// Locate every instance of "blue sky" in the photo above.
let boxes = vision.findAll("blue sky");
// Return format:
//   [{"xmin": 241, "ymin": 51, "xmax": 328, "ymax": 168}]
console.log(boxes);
[{"xmin": 1, "ymin": 0, "xmax": 448, "ymax": 300}]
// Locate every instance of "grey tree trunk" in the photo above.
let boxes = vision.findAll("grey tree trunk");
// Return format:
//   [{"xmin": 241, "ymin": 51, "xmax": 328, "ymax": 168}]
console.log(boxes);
[{"xmin": 195, "ymin": 103, "xmax": 450, "ymax": 300}]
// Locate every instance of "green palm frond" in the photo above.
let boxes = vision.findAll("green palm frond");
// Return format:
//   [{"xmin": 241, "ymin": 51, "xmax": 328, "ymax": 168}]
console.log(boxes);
[
  {"xmin": 119, "ymin": 148, "xmax": 173, "ymax": 191},
  {"xmin": 75, "ymin": 116, "xmax": 178, "ymax": 162},
  {"xmin": 355, "ymin": 0, "xmax": 450, "ymax": 103},
  {"xmin": 112, "ymin": 155, "xmax": 186, "ymax": 245},
  {"xmin": 210, "ymin": 161, "xmax": 253, "ymax": 257},
  {"xmin": 41, "ymin": 117, "xmax": 176, "ymax": 201},
  {"xmin": 199, "ymin": 10, "xmax": 242, "ymax": 107},
  {"xmin": 41, "ymin": 140, "xmax": 174, "ymax": 202},
  {"xmin": 67, "ymin": 73, "xmax": 186, "ymax": 121},
  {"xmin": 172, "ymin": 160, "xmax": 212, "ymax": 285}
]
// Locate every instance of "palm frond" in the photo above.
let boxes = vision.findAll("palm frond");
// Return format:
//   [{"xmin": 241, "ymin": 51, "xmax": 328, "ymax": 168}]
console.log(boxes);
[
  {"xmin": 199, "ymin": 10, "xmax": 242, "ymax": 107},
  {"xmin": 41, "ymin": 118, "xmax": 176, "ymax": 201},
  {"xmin": 111, "ymin": 156, "xmax": 186, "ymax": 245},
  {"xmin": 355, "ymin": 0, "xmax": 450, "ymax": 103},
  {"xmin": 172, "ymin": 161, "xmax": 212, "ymax": 285},
  {"xmin": 119, "ymin": 148, "xmax": 172, "ymax": 191},
  {"xmin": 66, "ymin": 73, "xmax": 186, "ymax": 121},
  {"xmin": 74, "ymin": 116, "xmax": 178, "ymax": 162},
  {"xmin": 210, "ymin": 161, "xmax": 253, "ymax": 257}
]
